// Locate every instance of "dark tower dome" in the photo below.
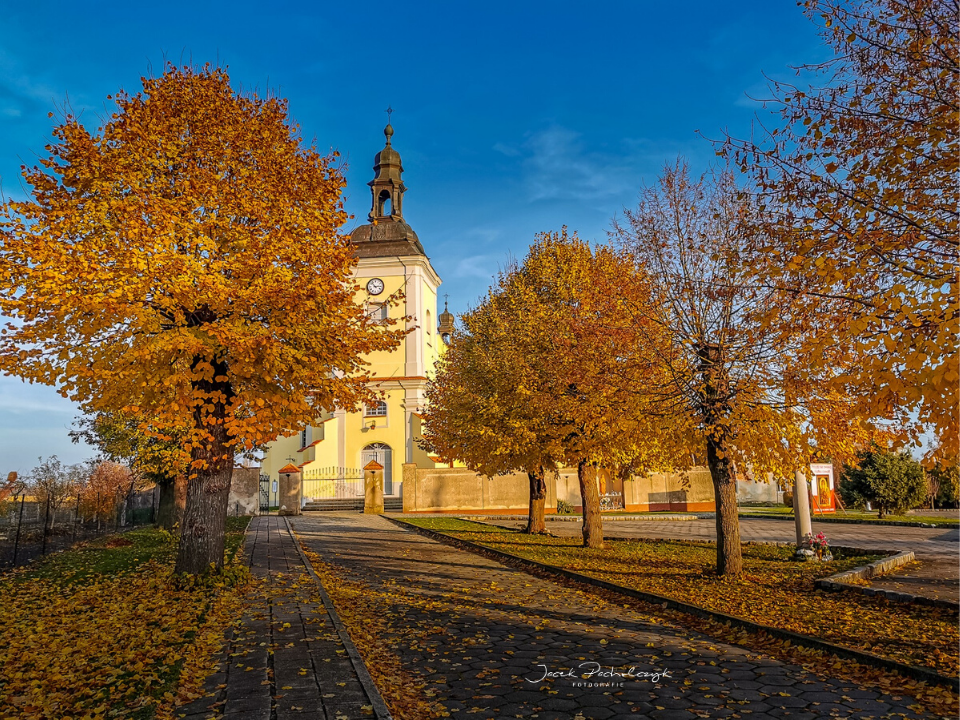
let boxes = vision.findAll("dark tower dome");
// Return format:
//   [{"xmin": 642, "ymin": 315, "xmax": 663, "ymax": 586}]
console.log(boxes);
[
  {"xmin": 348, "ymin": 123, "xmax": 426, "ymax": 258},
  {"xmin": 438, "ymin": 298, "xmax": 455, "ymax": 345}
]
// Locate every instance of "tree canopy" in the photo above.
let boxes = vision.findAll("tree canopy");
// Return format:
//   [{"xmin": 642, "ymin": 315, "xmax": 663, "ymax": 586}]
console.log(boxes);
[
  {"xmin": 423, "ymin": 229, "xmax": 666, "ymax": 546},
  {"xmin": 723, "ymin": 0, "xmax": 958, "ymax": 453},
  {"xmin": 839, "ymin": 443, "xmax": 927, "ymax": 517},
  {"xmin": 0, "ymin": 64, "xmax": 404, "ymax": 572}
]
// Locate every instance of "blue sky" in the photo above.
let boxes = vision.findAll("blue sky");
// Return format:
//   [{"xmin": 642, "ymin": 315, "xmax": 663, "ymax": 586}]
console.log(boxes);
[{"xmin": 0, "ymin": 1, "xmax": 829, "ymax": 472}]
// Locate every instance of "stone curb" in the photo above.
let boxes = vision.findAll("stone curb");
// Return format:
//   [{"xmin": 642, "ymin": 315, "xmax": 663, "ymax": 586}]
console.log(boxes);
[
  {"xmin": 283, "ymin": 517, "xmax": 394, "ymax": 720},
  {"xmin": 386, "ymin": 516, "xmax": 960, "ymax": 693},
  {"xmin": 739, "ymin": 513, "xmax": 957, "ymax": 529},
  {"xmin": 814, "ymin": 551, "xmax": 960, "ymax": 613}
]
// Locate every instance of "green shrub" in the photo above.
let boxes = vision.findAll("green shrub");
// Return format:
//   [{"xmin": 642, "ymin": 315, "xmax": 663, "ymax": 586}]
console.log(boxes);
[
  {"xmin": 929, "ymin": 458, "xmax": 959, "ymax": 508},
  {"xmin": 556, "ymin": 499, "xmax": 574, "ymax": 515},
  {"xmin": 839, "ymin": 444, "xmax": 926, "ymax": 517}
]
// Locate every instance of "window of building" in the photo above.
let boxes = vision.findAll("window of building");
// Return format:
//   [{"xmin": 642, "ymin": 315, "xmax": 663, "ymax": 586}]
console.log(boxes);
[
  {"xmin": 299, "ymin": 428, "xmax": 308, "ymax": 448},
  {"xmin": 369, "ymin": 302, "xmax": 388, "ymax": 324},
  {"xmin": 364, "ymin": 401, "xmax": 388, "ymax": 418}
]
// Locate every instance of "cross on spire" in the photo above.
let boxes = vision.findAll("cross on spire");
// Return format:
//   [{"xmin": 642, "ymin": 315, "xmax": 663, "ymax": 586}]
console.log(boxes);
[{"xmin": 385, "ymin": 105, "xmax": 393, "ymax": 124}]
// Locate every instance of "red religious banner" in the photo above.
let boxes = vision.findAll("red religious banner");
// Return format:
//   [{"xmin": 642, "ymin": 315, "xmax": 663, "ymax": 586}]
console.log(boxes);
[{"xmin": 809, "ymin": 463, "xmax": 836, "ymax": 514}]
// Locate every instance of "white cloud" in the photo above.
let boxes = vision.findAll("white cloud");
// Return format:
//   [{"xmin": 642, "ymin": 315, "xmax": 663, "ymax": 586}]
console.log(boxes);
[
  {"xmin": 453, "ymin": 253, "xmax": 503, "ymax": 280},
  {"xmin": 520, "ymin": 126, "xmax": 638, "ymax": 203}
]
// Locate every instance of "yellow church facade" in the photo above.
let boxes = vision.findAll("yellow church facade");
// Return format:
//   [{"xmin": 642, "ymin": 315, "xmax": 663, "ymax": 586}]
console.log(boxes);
[{"xmin": 259, "ymin": 123, "xmax": 454, "ymax": 504}]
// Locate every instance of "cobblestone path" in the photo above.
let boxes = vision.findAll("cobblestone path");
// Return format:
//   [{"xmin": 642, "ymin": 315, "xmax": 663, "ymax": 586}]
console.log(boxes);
[
  {"xmin": 294, "ymin": 513, "xmax": 939, "ymax": 720},
  {"xmin": 180, "ymin": 516, "xmax": 385, "ymax": 720}
]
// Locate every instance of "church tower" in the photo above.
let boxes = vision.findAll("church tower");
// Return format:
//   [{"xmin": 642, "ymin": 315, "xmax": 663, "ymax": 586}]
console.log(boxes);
[{"xmin": 259, "ymin": 122, "xmax": 446, "ymax": 505}]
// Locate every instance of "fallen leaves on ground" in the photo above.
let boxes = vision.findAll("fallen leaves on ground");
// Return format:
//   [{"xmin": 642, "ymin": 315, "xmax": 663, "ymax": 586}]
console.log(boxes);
[
  {"xmin": 0, "ymin": 520, "xmax": 251, "ymax": 719},
  {"xmin": 302, "ymin": 545, "xmax": 450, "ymax": 720},
  {"xmin": 403, "ymin": 517, "xmax": 959, "ymax": 715}
]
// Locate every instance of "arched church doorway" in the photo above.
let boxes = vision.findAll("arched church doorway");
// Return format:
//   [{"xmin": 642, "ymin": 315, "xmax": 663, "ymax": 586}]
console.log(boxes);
[{"xmin": 362, "ymin": 443, "xmax": 393, "ymax": 495}]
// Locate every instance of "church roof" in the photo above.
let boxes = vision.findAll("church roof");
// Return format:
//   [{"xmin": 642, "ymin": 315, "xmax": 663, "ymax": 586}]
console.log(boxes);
[{"xmin": 349, "ymin": 220, "xmax": 426, "ymax": 258}]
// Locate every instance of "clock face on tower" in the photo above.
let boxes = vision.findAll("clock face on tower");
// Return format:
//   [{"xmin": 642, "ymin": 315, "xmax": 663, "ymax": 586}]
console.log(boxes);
[{"xmin": 366, "ymin": 278, "xmax": 385, "ymax": 295}]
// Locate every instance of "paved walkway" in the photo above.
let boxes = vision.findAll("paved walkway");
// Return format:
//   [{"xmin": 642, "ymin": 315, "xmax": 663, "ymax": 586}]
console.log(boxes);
[
  {"xmin": 179, "ymin": 516, "xmax": 386, "ymax": 720},
  {"xmin": 293, "ymin": 513, "xmax": 939, "ymax": 720},
  {"xmin": 490, "ymin": 516, "xmax": 960, "ymax": 603}
]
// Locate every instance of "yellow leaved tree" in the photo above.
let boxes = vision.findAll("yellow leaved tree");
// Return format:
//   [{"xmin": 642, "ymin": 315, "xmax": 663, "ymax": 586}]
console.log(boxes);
[
  {"xmin": 424, "ymin": 230, "xmax": 667, "ymax": 547},
  {"xmin": 0, "ymin": 64, "xmax": 404, "ymax": 574},
  {"xmin": 722, "ymin": 0, "xmax": 958, "ymax": 454},
  {"xmin": 613, "ymin": 162, "xmax": 885, "ymax": 575},
  {"xmin": 421, "ymin": 276, "xmax": 560, "ymax": 534}
]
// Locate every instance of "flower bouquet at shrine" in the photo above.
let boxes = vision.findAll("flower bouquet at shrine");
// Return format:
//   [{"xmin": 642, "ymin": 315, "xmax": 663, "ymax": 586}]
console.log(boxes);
[{"xmin": 795, "ymin": 531, "xmax": 833, "ymax": 562}]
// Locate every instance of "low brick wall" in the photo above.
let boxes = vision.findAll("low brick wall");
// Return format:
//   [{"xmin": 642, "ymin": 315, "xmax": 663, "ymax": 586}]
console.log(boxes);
[
  {"xmin": 402, "ymin": 465, "xmax": 558, "ymax": 514},
  {"xmin": 557, "ymin": 467, "xmax": 717, "ymax": 513},
  {"xmin": 403, "ymin": 464, "xmax": 775, "ymax": 515}
]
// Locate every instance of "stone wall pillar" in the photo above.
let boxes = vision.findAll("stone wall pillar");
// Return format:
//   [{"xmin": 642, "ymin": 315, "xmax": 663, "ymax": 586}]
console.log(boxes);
[
  {"xmin": 277, "ymin": 464, "xmax": 302, "ymax": 516},
  {"xmin": 364, "ymin": 461, "xmax": 385, "ymax": 514},
  {"xmin": 402, "ymin": 463, "xmax": 418, "ymax": 513}
]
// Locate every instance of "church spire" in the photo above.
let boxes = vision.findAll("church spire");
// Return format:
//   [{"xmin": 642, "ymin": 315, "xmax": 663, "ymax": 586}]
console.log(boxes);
[
  {"xmin": 368, "ymin": 118, "xmax": 405, "ymax": 222},
  {"xmin": 438, "ymin": 295, "xmax": 455, "ymax": 345}
]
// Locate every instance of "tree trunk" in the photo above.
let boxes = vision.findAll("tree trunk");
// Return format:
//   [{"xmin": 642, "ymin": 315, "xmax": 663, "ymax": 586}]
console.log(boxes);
[
  {"xmin": 578, "ymin": 459, "xmax": 604, "ymax": 548},
  {"xmin": 706, "ymin": 434, "xmax": 742, "ymax": 577},
  {"xmin": 175, "ymin": 354, "xmax": 235, "ymax": 575},
  {"xmin": 155, "ymin": 474, "xmax": 178, "ymax": 531},
  {"xmin": 696, "ymin": 342, "xmax": 742, "ymax": 577},
  {"xmin": 525, "ymin": 467, "xmax": 547, "ymax": 534}
]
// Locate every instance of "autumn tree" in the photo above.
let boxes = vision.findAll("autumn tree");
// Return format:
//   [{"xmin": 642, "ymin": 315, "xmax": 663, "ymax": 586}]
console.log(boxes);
[
  {"xmin": 0, "ymin": 64, "xmax": 404, "ymax": 574},
  {"xmin": 925, "ymin": 441, "xmax": 959, "ymax": 508},
  {"xmin": 70, "ymin": 410, "xmax": 188, "ymax": 529},
  {"xmin": 27, "ymin": 456, "xmax": 83, "ymax": 533},
  {"xmin": 421, "ymin": 276, "xmax": 558, "ymax": 533},
  {"xmin": 612, "ymin": 162, "xmax": 880, "ymax": 576},
  {"xmin": 424, "ymin": 230, "xmax": 664, "ymax": 547},
  {"xmin": 723, "ymin": 0, "xmax": 958, "ymax": 453},
  {"xmin": 80, "ymin": 460, "xmax": 135, "ymax": 528}
]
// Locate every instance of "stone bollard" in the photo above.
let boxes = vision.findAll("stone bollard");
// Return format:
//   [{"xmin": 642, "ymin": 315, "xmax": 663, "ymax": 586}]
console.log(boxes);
[
  {"xmin": 363, "ymin": 461, "xmax": 385, "ymax": 514},
  {"xmin": 277, "ymin": 463, "xmax": 302, "ymax": 516}
]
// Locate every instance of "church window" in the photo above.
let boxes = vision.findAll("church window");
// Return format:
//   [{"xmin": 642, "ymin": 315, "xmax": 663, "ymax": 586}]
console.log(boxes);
[
  {"xmin": 369, "ymin": 302, "xmax": 388, "ymax": 324},
  {"xmin": 299, "ymin": 428, "xmax": 308, "ymax": 449},
  {"xmin": 364, "ymin": 401, "xmax": 388, "ymax": 418}
]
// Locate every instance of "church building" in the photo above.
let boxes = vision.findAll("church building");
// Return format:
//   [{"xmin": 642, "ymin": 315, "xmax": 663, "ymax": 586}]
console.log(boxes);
[{"xmin": 259, "ymin": 123, "xmax": 454, "ymax": 504}]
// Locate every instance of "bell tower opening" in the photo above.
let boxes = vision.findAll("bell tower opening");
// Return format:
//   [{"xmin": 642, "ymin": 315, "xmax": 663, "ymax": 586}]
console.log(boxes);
[{"xmin": 378, "ymin": 190, "xmax": 392, "ymax": 217}]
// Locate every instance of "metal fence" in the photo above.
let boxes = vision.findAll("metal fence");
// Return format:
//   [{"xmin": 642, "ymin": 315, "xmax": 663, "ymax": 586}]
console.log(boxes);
[
  {"xmin": 302, "ymin": 467, "xmax": 365, "ymax": 501},
  {"xmin": 0, "ymin": 492, "xmax": 155, "ymax": 571}
]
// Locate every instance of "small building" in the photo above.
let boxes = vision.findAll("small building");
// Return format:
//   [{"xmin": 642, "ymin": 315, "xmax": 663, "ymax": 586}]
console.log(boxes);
[{"xmin": 260, "ymin": 123, "xmax": 453, "ymax": 502}]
